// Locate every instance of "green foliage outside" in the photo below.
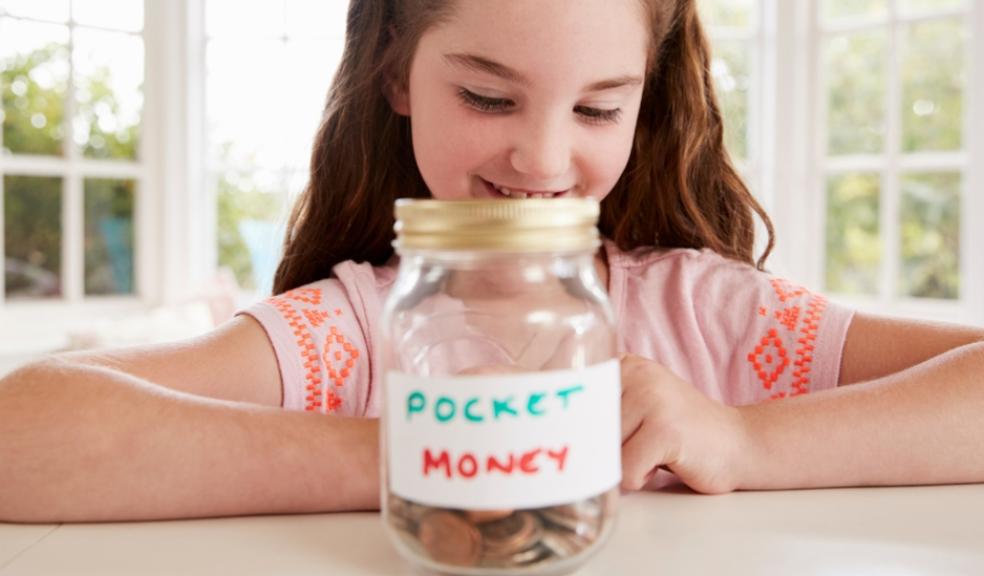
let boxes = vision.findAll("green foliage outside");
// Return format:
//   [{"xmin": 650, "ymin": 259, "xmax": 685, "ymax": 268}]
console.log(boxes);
[
  {"xmin": 84, "ymin": 178, "xmax": 135, "ymax": 295},
  {"xmin": 901, "ymin": 19, "xmax": 965, "ymax": 153},
  {"xmin": 825, "ymin": 173, "xmax": 881, "ymax": 295},
  {"xmin": 822, "ymin": 16, "xmax": 965, "ymax": 299},
  {"xmin": 2, "ymin": 43, "xmax": 67, "ymax": 155},
  {"xmin": 216, "ymin": 171, "xmax": 284, "ymax": 291},
  {"xmin": 2, "ymin": 175, "xmax": 62, "ymax": 298},
  {"xmin": 3, "ymin": 9, "xmax": 968, "ymax": 301},
  {"xmin": 900, "ymin": 173, "xmax": 960, "ymax": 299},
  {"xmin": 3, "ymin": 42, "xmax": 272, "ymax": 296}
]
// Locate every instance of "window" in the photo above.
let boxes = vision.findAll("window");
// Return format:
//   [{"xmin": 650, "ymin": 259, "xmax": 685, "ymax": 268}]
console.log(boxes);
[
  {"xmin": 702, "ymin": 0, "xmax": 761, "ymax": 183},
  {"xmin": 205, "ymin": 0, "xmax": 347, "ymax": 295},
  {"xmin": 1, "ymin": 0, "xmax": 145, "ymax": 304},
  {"xmin": 814, "ymin": 0, "xmax": 980, "ymax": 321}
]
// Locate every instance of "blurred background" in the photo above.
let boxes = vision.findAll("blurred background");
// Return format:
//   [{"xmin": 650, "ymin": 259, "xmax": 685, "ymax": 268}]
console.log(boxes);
[{"xmin": 0, "ymin": 0, "xmax": 982, "ymax": 374}]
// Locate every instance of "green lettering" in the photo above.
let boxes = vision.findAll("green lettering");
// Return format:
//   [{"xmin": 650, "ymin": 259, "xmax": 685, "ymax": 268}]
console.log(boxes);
[
  {"xmin": 464, "ymin": 398, "xmax": 484, "ymax": 422},
  {"xmin": 407, "ymin": 391, "xmax": 426, "ymax": 420},
  {"xmin": 527, "ymin": 392, "xmax": 546, "ymax": 416},
  {"xmin": 556, "ymin": 385, "xmax": 585, "ymax": 409},
  {"xmin": 492, "ymin": 396, "xmax": 518, "ymax": 419},
  {"xmin": 434, "ymin": 396, "xmax": 456, "ymax": 423}
]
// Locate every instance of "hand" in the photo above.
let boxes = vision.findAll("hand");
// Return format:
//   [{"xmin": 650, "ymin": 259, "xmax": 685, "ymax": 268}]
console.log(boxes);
[{"xmin": 620, "ymin": 354, "xmax": 747, "ymax": 494}]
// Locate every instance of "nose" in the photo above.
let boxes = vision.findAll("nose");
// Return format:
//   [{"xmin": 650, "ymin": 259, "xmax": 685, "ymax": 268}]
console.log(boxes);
[{"xmin": 509, "ymin": 113, "xmax": 572, "ymax": 182}]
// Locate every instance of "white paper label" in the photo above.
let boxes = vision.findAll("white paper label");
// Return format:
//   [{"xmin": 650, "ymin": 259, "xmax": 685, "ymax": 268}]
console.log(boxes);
[{"xmin": 385, "ymin": 360, "xmax": 621, "ymax": 510}]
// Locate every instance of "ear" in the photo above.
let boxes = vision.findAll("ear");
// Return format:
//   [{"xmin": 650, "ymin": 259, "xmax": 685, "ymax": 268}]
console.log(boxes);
[{"xmin": 385, "ymin": 79, "xmax": 411, "ymax": 117}]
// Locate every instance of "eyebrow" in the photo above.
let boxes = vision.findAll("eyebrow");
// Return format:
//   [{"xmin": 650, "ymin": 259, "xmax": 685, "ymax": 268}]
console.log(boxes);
[{"xmin": 443, "ymin": 52, "xmax": 643, "ymax": 93}]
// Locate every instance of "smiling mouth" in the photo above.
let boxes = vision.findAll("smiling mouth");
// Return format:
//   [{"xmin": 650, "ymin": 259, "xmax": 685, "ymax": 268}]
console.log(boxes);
[{"xmin": 481, "ymin": 178, "xmax": 571, "ymax": 199}]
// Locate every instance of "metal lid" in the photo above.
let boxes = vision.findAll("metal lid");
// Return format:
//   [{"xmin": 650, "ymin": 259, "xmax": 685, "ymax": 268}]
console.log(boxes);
[{"xmin": 393, "ymin": 198, "xmax": 600, "ymax": 252}]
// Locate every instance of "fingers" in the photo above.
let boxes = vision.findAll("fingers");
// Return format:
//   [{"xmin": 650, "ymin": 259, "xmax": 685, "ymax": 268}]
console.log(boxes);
[{"xmin": 620, "ymin": 420, "xmax": 674, "ymax": 491}]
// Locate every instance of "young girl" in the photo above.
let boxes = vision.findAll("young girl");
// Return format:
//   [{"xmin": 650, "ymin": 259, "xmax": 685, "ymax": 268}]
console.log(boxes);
[{"xmin": 2, "ymin": 0, "xmax": 983, "ymax": 523}]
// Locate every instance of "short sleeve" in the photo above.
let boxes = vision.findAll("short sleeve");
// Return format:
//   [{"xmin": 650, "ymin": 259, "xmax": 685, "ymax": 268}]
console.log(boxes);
[
  {"xmin": 740, "ymin": 278, "xmax": 852, "ymax": 401},
  {"xmin": 694, "ymin": 263, "xmax": 856, "ymax": 404},
  {"xmin": 609, "ymin": 244, "xmax": 856, "ymax": 407},
  {"xmin": 237, "ymin": 280, "xmax": 372, "ymax": 416}
]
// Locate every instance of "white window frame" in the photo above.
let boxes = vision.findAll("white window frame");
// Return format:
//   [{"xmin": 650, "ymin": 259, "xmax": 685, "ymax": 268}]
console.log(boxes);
[
  {"xmin": 767, "ymin": 0, "xmax": 983, "ymax": 327},
  {"xmin": 0, "ymin": 0, "xmax": 210, "ymax": 362}
]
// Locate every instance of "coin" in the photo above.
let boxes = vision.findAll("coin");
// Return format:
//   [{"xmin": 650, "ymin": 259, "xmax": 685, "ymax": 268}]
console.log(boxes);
[
  {"xmin": 480, "ymin": 511, "xmax": 542, "ymax": 558},
  {"xmin": 417, "ymin": 511, "xmax": 483, "ymax": 567},
  {"xmin": 464, "ymin": 509, "xmax": 515, "ymax": 524},
  {"xmin": 540, "ymin": 527, "xmax": 589, "ymax": 557}
]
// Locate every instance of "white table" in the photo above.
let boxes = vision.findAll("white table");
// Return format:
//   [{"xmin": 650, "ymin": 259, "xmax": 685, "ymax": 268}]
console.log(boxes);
[{"xmin": 2, "ymin": 485, "xmax": 983, "ymax": 575}]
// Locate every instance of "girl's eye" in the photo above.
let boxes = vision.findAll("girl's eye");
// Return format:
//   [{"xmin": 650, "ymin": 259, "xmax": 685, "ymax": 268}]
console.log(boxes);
[
  {"xmin": 575, "ymin": 106, "xmax": 622, "ymax": 125},
  {"xmin": 457, "ymin": 88, "xmax": 513, "ymax": 113},
  {"xmin": 457, "ymin": 88, "xmax": 622, "ymax": 125}
]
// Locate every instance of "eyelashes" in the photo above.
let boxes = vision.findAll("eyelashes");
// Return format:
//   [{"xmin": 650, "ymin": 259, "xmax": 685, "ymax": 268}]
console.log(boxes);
[{"xmin": 456, "ymin": 88, "xmax": 622, "ymax": 125}]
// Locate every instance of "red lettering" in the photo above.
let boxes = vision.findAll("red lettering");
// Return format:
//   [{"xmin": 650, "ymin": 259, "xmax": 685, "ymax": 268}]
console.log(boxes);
[
  {"xmin": 423, "ymin": 448, "xmax": 451, "ymax": 478},
  {"xmin": 458, "ymin": 453, "xmax": 478, "ymax": 478},
  {"xmin": 519, "ymin": 448, "xmax": 542, "ymax": 474},
  {"xmin": 546, "ymin": 446, "xmax": 570, "ymax": 472},
  {"xmin": 486, "ymin": 453, "xmax": 516, "ymax": 474},
  {"xmin": 420, "ymin": 446, "xmax": 570, "ymax": 479}
]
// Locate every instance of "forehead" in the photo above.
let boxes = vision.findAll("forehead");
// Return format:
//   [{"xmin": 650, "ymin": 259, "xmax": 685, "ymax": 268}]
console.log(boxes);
[{"xmin": 417, "ymin": 0, "xmax": 650, "ymax": 88}]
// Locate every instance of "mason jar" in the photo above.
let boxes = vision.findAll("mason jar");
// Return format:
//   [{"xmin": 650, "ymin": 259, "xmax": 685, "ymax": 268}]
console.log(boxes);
[{"xmin": 380, "ymin": 198, "xmax": 621, "ymax": 576}]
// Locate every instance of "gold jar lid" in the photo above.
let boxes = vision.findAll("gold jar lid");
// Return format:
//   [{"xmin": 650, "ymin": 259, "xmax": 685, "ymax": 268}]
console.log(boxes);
[{"xmin": 393, "ymin": 198, "xmax": 600, "ymax": 252}]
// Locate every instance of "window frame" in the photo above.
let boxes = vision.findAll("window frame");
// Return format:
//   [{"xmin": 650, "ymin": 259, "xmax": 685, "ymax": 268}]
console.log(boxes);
[
  {"xmin": 764, "ymin": 0, "xmax": 984, "ymax": 325},
  {"xmin": 1, "ymin": 0, "xmax": 981, "ymax": 369},
  {"xmin": 0, "ymin": 0, "xmax": 210, "ymax": 360}
]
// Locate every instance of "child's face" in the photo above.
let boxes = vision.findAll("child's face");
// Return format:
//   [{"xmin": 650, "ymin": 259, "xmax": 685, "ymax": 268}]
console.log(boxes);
[{"xmin": 392, "ymin": 0, "xmax": 650, "ymax": 201}]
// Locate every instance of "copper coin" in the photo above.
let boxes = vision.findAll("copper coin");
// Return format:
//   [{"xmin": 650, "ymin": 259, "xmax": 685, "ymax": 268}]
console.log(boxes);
[
  {"xmin": 417, "ymin": 511, "xmax": 482, "ymax": 567},
  {"xmin": 480, "ymin": 511, "xmax": 541, "ymax": 557},
  {"xmin": 464, "ymin": 509, "xmax": 515, "ymax": 524}
]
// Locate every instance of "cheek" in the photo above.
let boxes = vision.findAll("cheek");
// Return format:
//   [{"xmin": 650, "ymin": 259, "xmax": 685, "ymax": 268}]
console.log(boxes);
[
  {"xmin": 581, "ymin": 125, "xmax": 636, "ymax": 196},
  {"xmin": 412, "ymin": 109, "xmax": 497, "ymax": 199}
]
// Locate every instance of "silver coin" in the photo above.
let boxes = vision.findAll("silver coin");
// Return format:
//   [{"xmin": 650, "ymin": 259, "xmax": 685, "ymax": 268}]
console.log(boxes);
[{"xmin": 540, "ymin": 527, "xmax": 590, "ymax": 558}]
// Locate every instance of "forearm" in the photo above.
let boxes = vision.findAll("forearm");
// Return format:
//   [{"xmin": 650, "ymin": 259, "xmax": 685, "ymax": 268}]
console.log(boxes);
[
  {"xmin": 0, "ymin": 359, "xmax": 379, "ymax": 523},
  {"xmin": 737, "ymin": 341, "xmax": 984, "ymax": 490}
]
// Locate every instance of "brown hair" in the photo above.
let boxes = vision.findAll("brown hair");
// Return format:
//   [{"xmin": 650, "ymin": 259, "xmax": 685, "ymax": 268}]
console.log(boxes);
[{"xmin": 273, "ymin": 0, "xmax": 774, "ymax": 294}]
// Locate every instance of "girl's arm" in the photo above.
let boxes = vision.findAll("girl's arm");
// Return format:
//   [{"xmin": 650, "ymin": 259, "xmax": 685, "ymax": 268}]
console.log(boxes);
[
  {"xmin": 0, "ymin": 317, "xmax": 379, "ymax": 523},
  {"xmin": 737, "ymin": 313, "xmax": 984, "ymax": 489}
]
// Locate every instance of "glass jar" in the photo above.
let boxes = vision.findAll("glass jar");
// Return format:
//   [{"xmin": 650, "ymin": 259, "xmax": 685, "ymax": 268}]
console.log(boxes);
[{"xmin": 380, "ymin": 199, "xmax": 621, "ymax": 575}]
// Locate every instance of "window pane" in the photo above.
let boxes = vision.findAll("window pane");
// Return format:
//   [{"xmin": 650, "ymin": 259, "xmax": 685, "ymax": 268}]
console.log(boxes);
[
  {"xmin": 0, "ymin": 18, "xmax": 69, "ymax": 156},
  {"xmin": 284, "ymin": 0, "xmax": 347, "ymax": 39},
  {"xmin": 710, "ymin": 40, "xmax": 750, "ymax": 161},
  {"xmin": 825, "ymin": 173, "xmax": 881, "ymax": 295},
  {"xmin": 72, "ymin": 0, "xmax": 143, "ymax": 32},
  {"xmin": 699, "ymin": 0, "xmax": 757, "ymax": 30},
  {"xmin": 216, "ymin": 171, "xmax": 286, "ymax": 292},
  {"xmin": 0, "ymin": 0, "xmax": 69, "ymax": 22},
  {"xmin": 898, "ymin": 0, "xmax": 966, "ymax": 16},
  {"xmin": 822, "ymin": 0, "xmax": 887, "ymax": 23},
  {"xmin": 899, "ymin": 173, "xmax": 960, "ymax": 300},
  {"xmin": 206, "ymin": 0, "xmax": 285, "ymax": 39},
  {"xmin": 73, "ymin": 28, "xmax": 143, "ymax": 160},
  {"xmin": 207, "ymin": 39, "xmax": 287, "ymax": 171},
  {"xmin": 283, "ymin": 37, "xmax": 341, "ymax": 169},
  {"xmin": 900, "ymin": 18, "xmax": 965, "ymax": 153},
  {"xmin": 825, "ymin": 32, "xmax": 887, "ymax": 156},
  {"xmin": 84, "ymin": 178, "xmax": 134, "ymax": 296},
  {"xmin": 4, "ymin": 175, "xmax": 61, "ymax": 299}
]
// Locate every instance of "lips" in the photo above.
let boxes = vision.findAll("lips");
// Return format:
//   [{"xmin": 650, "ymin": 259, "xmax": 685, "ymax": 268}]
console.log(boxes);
[{"xmin": 481, "ymin": 178, "xmax": 570, "ymax": 199}]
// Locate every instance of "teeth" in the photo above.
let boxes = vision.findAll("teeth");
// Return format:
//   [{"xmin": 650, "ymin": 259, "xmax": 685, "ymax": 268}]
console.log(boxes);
[{"xmin": 492, "ymin": 183, "xmax": 560, "ymax": 199}]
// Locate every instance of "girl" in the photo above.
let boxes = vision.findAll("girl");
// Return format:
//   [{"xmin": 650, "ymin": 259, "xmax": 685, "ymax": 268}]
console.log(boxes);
[{"xmin": 2, "ymin": 0, "xmax": 983, "ymax": 523}]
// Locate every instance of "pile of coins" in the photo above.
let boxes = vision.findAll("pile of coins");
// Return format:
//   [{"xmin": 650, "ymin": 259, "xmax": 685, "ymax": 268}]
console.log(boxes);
[{"xmin": 385, "ymin": 492, "xmax": 615, "ymax": 571}]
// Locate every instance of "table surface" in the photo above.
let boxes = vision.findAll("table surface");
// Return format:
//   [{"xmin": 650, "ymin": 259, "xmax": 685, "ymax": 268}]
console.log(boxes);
[{"xmin": 3, "ymin": 485, "xmax": 984, "ymax": 575}]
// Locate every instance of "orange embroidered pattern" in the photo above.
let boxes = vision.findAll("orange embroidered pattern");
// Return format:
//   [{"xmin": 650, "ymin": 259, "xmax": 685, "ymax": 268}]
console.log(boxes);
[
  {"xmin": 269, "ymin": 287, "xmax": 361, "ymax": 413},
  {"xmin": 746, "ymin": 279, "xmax": 828, "ymax": 399}
]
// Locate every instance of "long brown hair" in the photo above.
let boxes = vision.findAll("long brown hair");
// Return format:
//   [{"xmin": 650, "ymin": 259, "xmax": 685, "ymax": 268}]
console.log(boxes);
[{"xmin": 273, "ymin": 0, "xmax": 775, "ymax": 294}]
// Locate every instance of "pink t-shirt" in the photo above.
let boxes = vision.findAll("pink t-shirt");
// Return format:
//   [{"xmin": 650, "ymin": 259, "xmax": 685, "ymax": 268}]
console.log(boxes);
[{"xmin": 239, "ymin": 239, "xmax": 854, "ymax": 416}]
